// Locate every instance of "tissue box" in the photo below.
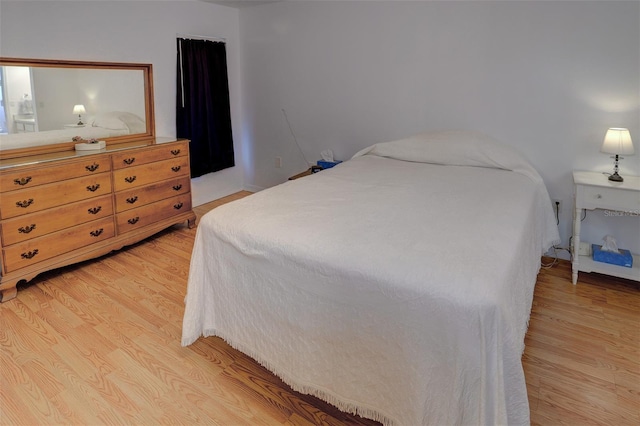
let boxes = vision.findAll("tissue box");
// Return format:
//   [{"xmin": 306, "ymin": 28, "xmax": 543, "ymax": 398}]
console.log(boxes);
[
  {"xmin": 592, "ymin": 244, "xmax": 633, "ymax": 268},
  {"xmin": 317, "ymin": 160, "xmax": 342, "ymax": 169}
]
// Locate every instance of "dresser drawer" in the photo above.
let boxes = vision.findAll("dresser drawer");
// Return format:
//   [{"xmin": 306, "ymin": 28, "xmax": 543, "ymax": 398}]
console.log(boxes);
[
  {"xmin": 114, "ymin": 176, "xmax": 191, "ymax": 213},
  {"xmin": 113, "ymin": 157, "xmax": 189, "ymax": 191},
  {"xmin": 1, "ymin": 195, "xmax": 113, "ymax": 246},
  {"xmin": 580, "ymin": 185, "xmax": 640, "ymax": 211},
  {"xmin": 116, "ymin": 194, "xmax": 192, "ymax": 234},
  {"xmin": 0, "ymin": 173, "xmax": 112, "ymax": 219},
  {"xmin": 0, "ymin": 156, "xmax": 111, "ymax": 193},
  {"xmin": 2, "ymin": 217, "xmax": 114, "ymax": 273},
  {"xmin": 111, "ymin": 141, "xmax": 188, "ymax": 170}
]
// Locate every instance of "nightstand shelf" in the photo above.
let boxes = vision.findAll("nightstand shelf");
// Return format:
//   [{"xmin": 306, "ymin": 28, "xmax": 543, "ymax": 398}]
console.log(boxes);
[
  {"xmin": 576, "ymin": 253, "xmax": 640, "ymax": 282},
  {"xmin": 572, "ymin": 171, "xmax": 640, "ymax": 284}
]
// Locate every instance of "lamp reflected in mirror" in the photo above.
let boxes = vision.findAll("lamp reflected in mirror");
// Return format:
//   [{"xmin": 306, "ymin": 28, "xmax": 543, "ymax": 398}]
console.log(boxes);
[
  {"xmin": 601, "ymin": 128, "xmax": 634, "ymax": 182},
  {"xmin": 73, "ymin": 104, "xmax": 86, "ymax": 125}
]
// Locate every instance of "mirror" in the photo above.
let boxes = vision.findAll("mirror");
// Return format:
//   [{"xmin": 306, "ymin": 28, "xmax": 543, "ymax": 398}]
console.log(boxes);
[{"xmin": 0, "ymin": 58, "xmax": 154, "ymax": 159}]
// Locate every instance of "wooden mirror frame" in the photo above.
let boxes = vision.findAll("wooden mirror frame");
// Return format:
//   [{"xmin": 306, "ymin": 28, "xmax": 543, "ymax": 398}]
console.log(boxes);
[{"xmin": 0, "ymin": 57, "xmax": 155, "ymax": 159}]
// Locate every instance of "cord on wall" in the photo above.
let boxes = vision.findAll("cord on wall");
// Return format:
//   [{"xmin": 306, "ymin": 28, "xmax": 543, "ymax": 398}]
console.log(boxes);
[{"xmin": 282, "ymin": 108, "xmax": 312, "ymax": 167}]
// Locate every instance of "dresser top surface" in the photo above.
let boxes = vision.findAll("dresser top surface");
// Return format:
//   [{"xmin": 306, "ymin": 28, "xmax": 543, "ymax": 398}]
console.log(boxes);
[{"xmin": 0, "ymin": 137, "xmax": 184, "ymax": 171}]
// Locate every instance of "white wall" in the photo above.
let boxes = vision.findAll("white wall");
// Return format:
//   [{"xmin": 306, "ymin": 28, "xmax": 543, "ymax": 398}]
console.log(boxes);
[
  {"xmin": 240, "ymin": 1, "xmax": 640, "ymax": 255},
  {"xmin": 0, "ymin": 0, "xmax": 244, "ymax": 205}
]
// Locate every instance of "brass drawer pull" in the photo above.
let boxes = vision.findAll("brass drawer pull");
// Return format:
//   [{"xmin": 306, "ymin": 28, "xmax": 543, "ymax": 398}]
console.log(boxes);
[
  {"xmin": 21, "ymin": 249, "xmax": 39, "ymax": 260},
  {"xmin": 18, "ymin": 224, "xmax": 36, "ymax": 234},
  {"xmin": 171, "ymin": 149, "xmax": 181, "ymax": 156},
  {"xmin": 123, "ymin": 158, "xmax": 135, "ymax": 165},
  {"xmin": 86, "ymin": 184, "xmax": 101, "ymax": 192},
  {"xmin": 173, "ymin": 202, "xmax": 184, "ymax": 210},
  {"xmin": 90, "ymin": 228, "xmax": 104, "ymax": 237},
  {"xmin": 171, "ymin": 166, "xmax": 182, "ymax": 173},
  {"xmin": 88, "ymin": 206, "xmax": 102, "ymax": 215},
  {"xmin": 13, "ymin": 176, "xmax": 32, "ymax": 186},
  {"xmin": 172, "ymin": 184, "xmax": 183, "ymax": 191},
  {"xmin": 16, "ymin": 199, "xmax": 34, "ymax": 208},
  {"xmin": 128, "ymin": 216, "xmax": 140, "ymax": 225},
  {"xmin": 85, "ymin": 163, "xmax": 100, "ymax": 172},
  {"xmin": 126, "ymin": 196, "xmax": 138, "ymax": 204},
  {"xmin": 125, "ymin": 176, "xmax": 137, "ymax": 183}
]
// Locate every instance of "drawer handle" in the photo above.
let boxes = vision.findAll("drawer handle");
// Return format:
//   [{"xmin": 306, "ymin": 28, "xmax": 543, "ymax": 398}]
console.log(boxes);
[
  {"xmin": 128, "ymin": 216, "xmax": 140, "ymax": 225},
  {"xmin": 171, "ymin": 166, "xmax": 182, "ymax": 173},
  {"xmin": 171, "ymin": 149, "xmax": 181, "ymax": 156},
  {"xmin": 21, "ymin": 249, "xmax": 39, "ymax": 260},
  {"xmin": 125, "ymin": 176, "xmax": 137, "ymax": 184},
  {"xmin": 86, "ymin": 184, "xmax": 101, "ymax": 192},
  {"xmin": 126, "ymin": 196, "xmax": 139, "ymax": 204},
  {"xmin": 13, "ymin": 176, "xmax": 32, "ymax": 186},
  {"xmin": 88, "ymin": 206, "xmax": 102, "ymax": 215},
  {"xmin": 85, "ymin": 163, "xmax": 100, "ymax": 172},
  {"xmin": 123, "ymin": 158, "xmax": 136, "ymax": 165},
  {"xmin": 173, "ymin": 202, "xmax": 184, "ymax": 210},
  {"xmin": 172, "ymin": 184, "xmax": 183, "ymax": 191},
  {"xmin": 16, "ymin": 199, "xmax": 34, "ymax": 208},
  {"xmin": 18, "ymin": 224, "xmax": 36, "ymax": 234},
  {"xmin": 90, "ymin": 228, "xmax": 104, "ymax": 237}
]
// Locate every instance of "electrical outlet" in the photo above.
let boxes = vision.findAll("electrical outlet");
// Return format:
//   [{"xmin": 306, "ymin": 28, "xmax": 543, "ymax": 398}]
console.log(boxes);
[
  {"xmin": 275, "ymin": 157, "xmax": 282, "ymax": 168},
  {"xmin": 578, "ymin": 241, "xmax": 591, "ymax": 256},
  {"xmin": 552, "ymin": 199, "xmax": 562, "ymax": 216}
]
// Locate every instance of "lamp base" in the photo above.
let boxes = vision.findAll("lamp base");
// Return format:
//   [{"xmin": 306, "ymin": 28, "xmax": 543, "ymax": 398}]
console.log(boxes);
[{"xmin": 608, "ymin": 172, "xmax": 624, "ymax": 182}]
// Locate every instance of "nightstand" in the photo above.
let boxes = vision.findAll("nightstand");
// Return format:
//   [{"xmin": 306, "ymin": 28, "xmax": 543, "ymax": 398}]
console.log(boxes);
[
  {"xmin": 572, "ymin": 171, "xmax": 640, "ymax": 284},
  {"xmin": 288, "ymin": 169, "xmax": 313, "ymax": 180},
  {"xmin": 64, "ymin": 124, "xmax": 86, "ymax": 128},
  {"xmin": 288, "ymin": 166, "xmax": 323, "ymax": 180}
]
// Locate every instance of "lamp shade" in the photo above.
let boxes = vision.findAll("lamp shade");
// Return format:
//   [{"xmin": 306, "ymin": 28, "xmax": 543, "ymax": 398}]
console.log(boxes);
[
  {"xmin": 72, "ymin": 104, "xmax": 86, "ymax": 115},
  {"xmin": 601, "ymin": 128, "xmax": 634, "ymax": 155}
]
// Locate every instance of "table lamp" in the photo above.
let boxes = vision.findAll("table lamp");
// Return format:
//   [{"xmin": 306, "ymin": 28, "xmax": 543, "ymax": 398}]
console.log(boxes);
[
  {"xmin": 73, "ymin": 104, "xmax": 86, "ymax": 125},
  {"xmin": 601, "ymin": 128, "xmax": 634, "ymax": 182}
]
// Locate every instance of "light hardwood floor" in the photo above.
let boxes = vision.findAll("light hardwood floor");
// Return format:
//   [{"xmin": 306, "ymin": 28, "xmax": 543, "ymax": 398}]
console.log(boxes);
[{"xmin": 1, "ymin": 190, "xmax": 638, "ymax": 425}]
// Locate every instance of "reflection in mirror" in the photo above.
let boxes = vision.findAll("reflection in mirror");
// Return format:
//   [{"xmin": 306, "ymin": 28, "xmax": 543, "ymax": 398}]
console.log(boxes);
[
  {"xmin": 1, "ymin": 67, "xmax": 145, "ymax": 134},
  {"xmin": 0, "ymin": 58, "xmax": 154, "ymax": 158}
]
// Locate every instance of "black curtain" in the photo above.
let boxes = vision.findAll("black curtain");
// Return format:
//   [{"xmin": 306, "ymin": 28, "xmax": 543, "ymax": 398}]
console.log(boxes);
[{"xmin": 177, "ymin": 38, "xmax": 234, "ymax": 178}]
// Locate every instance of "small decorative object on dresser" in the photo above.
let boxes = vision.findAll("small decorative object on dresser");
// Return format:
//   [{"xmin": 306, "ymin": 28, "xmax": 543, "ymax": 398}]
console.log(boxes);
[
  {"xmin": 571, "ymin": 170, "xmax": 640, "ymax": 284},
  {"xmin": 74, "ymin": 138, "xmax": 106, "ymax": 151}
]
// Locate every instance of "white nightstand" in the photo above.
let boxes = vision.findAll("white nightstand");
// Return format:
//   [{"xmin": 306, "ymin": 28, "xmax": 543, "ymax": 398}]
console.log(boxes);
[
  {"xmin": 572, "ymin": 171, "xmax": 640, "ymax": 284},
  {"xmin": 64, "ymin": 124, "xmax": 86, "ymax": 128}
]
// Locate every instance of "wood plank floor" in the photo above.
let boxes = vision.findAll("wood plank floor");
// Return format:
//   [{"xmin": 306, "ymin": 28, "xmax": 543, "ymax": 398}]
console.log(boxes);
[{"xmin": 1, "ymin": 190, "xmax": 638, "ymax": 425}]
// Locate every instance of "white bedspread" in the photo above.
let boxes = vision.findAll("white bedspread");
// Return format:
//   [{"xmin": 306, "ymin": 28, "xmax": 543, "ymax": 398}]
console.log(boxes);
[{"xmin": 182, "ymin": 132, "xmax": 560, "ymax": 425}]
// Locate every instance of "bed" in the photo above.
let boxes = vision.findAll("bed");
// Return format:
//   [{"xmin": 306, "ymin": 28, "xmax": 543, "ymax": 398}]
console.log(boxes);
[{"xmin": 182, "ymin": 131, "xmax": 560, "ymax": 425}]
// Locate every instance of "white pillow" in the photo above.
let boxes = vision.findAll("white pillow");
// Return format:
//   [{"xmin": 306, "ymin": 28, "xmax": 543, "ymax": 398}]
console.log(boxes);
[
  {"xmin": 353, "ymin": 130, "xmax": 542, "ymax": 183},
  {"xmin": 117, "ymin": 112, "xmax": 146, "ymax": 133},
  {"xmin": 92, "ymin": 111, "xmax": 145, "ymax": 133}
]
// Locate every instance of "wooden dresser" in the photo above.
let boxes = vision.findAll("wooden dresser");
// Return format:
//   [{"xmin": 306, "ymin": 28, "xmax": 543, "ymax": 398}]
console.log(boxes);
[{"xmin": 0, "ymin": 138, "xmax": 196, "ymax": 301}]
